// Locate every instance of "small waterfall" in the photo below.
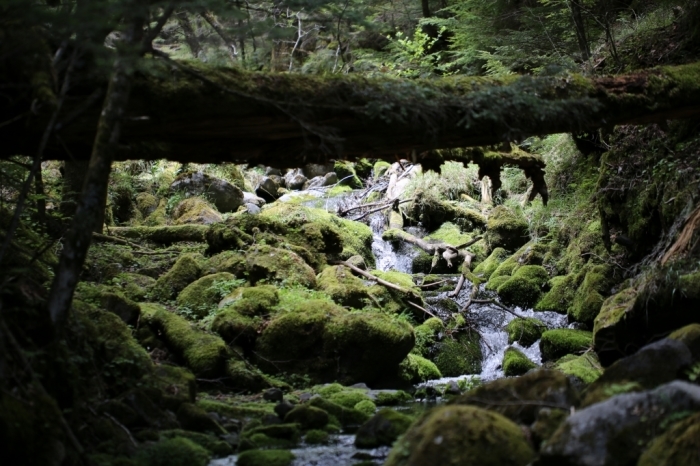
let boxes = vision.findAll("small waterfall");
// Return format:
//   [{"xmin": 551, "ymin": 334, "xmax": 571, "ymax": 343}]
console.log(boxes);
[{"xmin": 369, "ymin": 212, "xmax": 418, "ymax": 273}]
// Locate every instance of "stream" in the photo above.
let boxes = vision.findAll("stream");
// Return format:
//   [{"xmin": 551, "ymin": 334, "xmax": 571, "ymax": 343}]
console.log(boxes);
[{"xmin": 210, "ymin": 191, "xmax": 569, "ymax": 466}]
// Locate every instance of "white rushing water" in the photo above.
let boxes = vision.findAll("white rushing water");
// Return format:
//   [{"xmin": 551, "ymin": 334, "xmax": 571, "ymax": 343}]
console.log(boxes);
[{"xmin": 370, "ymin": 212, "xmax": 419, "ymax": 273}]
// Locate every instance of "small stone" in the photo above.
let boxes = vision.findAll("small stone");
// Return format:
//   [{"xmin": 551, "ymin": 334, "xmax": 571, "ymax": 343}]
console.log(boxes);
[
  {"xmin": 263, "ymin": 388, "xmax": 284, "ymax": 403},
  {"xmin": 262, "ymin": 413, "xmax": 283, "ymax": 425},
  {"xmin": 245, "ymin": 203, "xmax": 261, "ymax": 214},
  {"xmin": 274, "ymin": 401, "xmax": 295, "ymax": 419}
]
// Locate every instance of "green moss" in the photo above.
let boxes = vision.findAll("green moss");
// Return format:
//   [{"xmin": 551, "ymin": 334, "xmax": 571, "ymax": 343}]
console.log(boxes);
[
  {"xmin": 210, "ymin": 309, "xmax": 260, "ymax": 348},
  {"xmin": 144, "ymin": 199, "xmax": 168, "ymax": 226},
  {"xmin": 245, "ymin": 423, "xmax": 300, "ymax": 442},
  {"xmin": 568, "ymin": 265, "xmax": 611, "ymax": 325},
  {"xmin": 425, "ymin": 222, "xmax": 472, "ymax": 246},
  {"xmin": 503, "ymin": 347, "xmax": 536, "ymax": 376},
  {"xmin": 316, "ymin": 383, "xmax": 345, "ymax": 397},
  {"xmin": 110, "ymin": 273, "xmax": 156, "ymax": 301},
  {"xmin": 224, "ymin": 359, "xmax": 277, "ymax": 392},
  {"xmin": 176, "ymin": 272, "xmax": 236, "ymax": 318},
  {"xmin": 668, "ymin": 323, "xmax": 700, "ymax": 360},
  {"xmin": 512, "ymin": 265, "xmax": 549, "ymax": 287},
  {"xmin": 375, "ymin": 390, "xmax": 413, "ymax": 406},
  {"xmin": 355, "ymin": 408, "xmax": 414, "ymax": 449},
  {"xmin": 317, "ymin": 265, "xmax": 372, "ymax": 308},
  {"xmin": 354, "ymin": 400, "xmax": 377, "ymax": 416},
  {"xmin": 540, "ymin": 329, "xmax": 592, "ymax": 362},
  {"xmin": 140, "ymin": 303, "xmax": 229, "ymax": 376},
  {"xmin": 497, "ymin": 276, "xmax": 542, "ymax": 308},
  {"xmin": 334, "ymin": 161, "xmax": 363, "ymax": 188},
  {"xmin": 110, "ymin": 225, "xmax": 209, "ymax": 243},
  {"xmin": 489, "ymin": 255, "xmax": 518, "ymax": 279},
  {"xmin": 173, "ymin": 197, "xmax": 222, "ymax": 225},
  {"xmin": 246, "ymin": 244, "xmax": 316, "ymax": 288},
  {"xmin": 385, "ymin": 405, "xmax": 535, "ymax": 466},
  {"xmin": 204, "ymin": 250, "xmax": 247, "ymax": 276},
  {"xmin": 433, "ymin": 331, "xmax": 482, "ymax": 377},
  {"xmin": 283, "ymin": 405, "xmax": 329, "ymax": 430},
  {"xmin": 152, "ymin": 365, "xmax": 196, "ymax": 410},
  {"xmin": 176, "ymin": 403, "xmax": 227, "ymax": 435},
  {"xmin": 195, "ymin": 399, "xmax": 273, "ymax": 419},
  {"xmin": 304, "ymin": 429, "xmax": 329, "ymax": 444},
  {"xmin": 535, "ymin": 274, "xmax": 578, "ymax": 313},
  {"xmin": 398, "ymin": 353, "xmax": 442, "ymax": 383},
  {"xmin": 373, "ymin": 160, "xmax": 391, "ymax": 178},
  {"xmin": 160, "ymin": 430, "xmax": 232, "ymax": 457},
  {"xmin": 151, "ymin": 254, "xmax": 202, "ymax": 301},
  {"xmin": 486, "ymin": 275, "xmax": 510, "ymax": 291},
  {"xmin": 554, "ymin": 353, "xmax": 602, "ymax": 384},
  {"xmin": 237, "ymin": 450, "xmax": 295, "ymax": 466},
  {"xmin": 638, "ymin": 411, "xmax": 700, "ymax": 466},
  {"xmin": 485, "ymin": 205, "xmax": 530, "ymax": 251},
  {"xmin": 219, "ymin": 285, "xmax": 279, "ymax": 314},
  {"xmin": 505, "ymin": 318, "xmax": 546, "ymax": 347},
  {"xmin": 309, "ymin": 397, "xmax": 370, "ymax": 428},
  {"xmin": 135, "ymin": 437, "xmax": 210, "ymax": 466},
  {"xmin": 328, "ymin": 184, "xmax": 354, "ymax": 196},
  {"xmin": 328, "ymin": 390, "xmax": 373, "ymax": 409}
]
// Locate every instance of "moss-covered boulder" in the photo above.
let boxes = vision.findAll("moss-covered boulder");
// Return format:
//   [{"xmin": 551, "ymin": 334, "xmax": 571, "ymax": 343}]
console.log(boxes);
[
  {"xmin": 412, "ymin": 317, "xmax": 444, "ymax": 357},
  {"xmin": 540, "ymin": 329, "xmax": 592, "ymax": 362},
  {"xmin": 308, "ymin": 397, "xmax": 370, "ymax": 429},
  {"xmin": 497, "ymin": 276, "xmax": 542, "ymax": 308},
  {"xmin": 317, "ymin": 265, "xmax": 371, "ymax": 308},
  {"xmin": 135, "ymin": 437, "xmax": 210, "ymax": 466},
  {"xmin": 152, "ymin": 365, "xmax": 197, "ymax": 410},
  {"xmin": 151, "ymin": 254, "xmax": 202, "ymax": 301},
  {"xmin": 506, "ymin": 317, "xmax": 546, "ymax": 347},
  {"xmin": 203, "ymin": 250, "xmax": 247, "ymax": 276},
  {"xmin": 144, "ymin": 198, "xmax": 168, "ymax": 226},
  {"xmin": 535, "ymin": 273, "xmax": 578, "ymax": 313},
  {"xmin": 638, "ymin": 411, "xmax": 700, "ymax": 466},
  {"xmin": 669, "ymin": 323, "xmax": 700, "ymax": 361},
  {"xmin": 473, "ymin": 247, "xmax": 509, "ymax": 280},
  {"xmin": 486, "ymin": 274, "xmax": 509, "ymax": 291},
  {"xmin": 218, "ymin": 284, "xmax": 278, "ymax": 312},
  {"xmin": 255, "ymin": 301, "xmax": 414, "ymax": 385},
  {"xmin": 140, "ymin": 304, "xmax": 229, "ymax": 377},
  {"xmin": 176, "ymin": 403, "xmax": 227, "ymax": 435},
  {"xmin": 485, "ymin": 205, "xmax": 530, "ymax": 251},
  {"xmin": 398, "ymin": 354, "xmax": 441, "ymax": 384},
  {"xmin": 503, "ymin": 347, "xmax": 536, "ymax": 376},
  {"xmin": 210, "ymin": 309, "xmax": 260, "ymax": 351},
  {"xmin": 135, "ymin": 192, "xmax": 159, "ymax": 217},
  {"xmin": 283, "ymin": 405, "xmax": 329, "ymax": 430},
  {"xmin": 237, "ymin": 449, "xmax": 295, "ymax": 466},
  {"xmin": 568, "ymin": 265, "xmax": 611, "ymax": 325},
  {"xmin": 385, "ymin": 405, "xmax": 535, "ymax": 466},
  {"xmin": 160, "ymin": 430, "xmax": 232, "ymax": 458},
  {"xmin": 327, "ymin": 390, "xmax": 373, "ymax": 409},
  {"xmin": 110, "ymin": 272, "xmax": 156, "ymax": 301},
  {"xmin": 172, "ymin": 197, "xmax": 222, "ymax": 225},
  {"xmin": 170, "ymin": 171, "xmax": 244, "ymax": 213},
  {"xmin": 433, "ymin": 331, "xmax": 482, "ymax": 377},
  {"xmin": 355, "ymin": 408, "xmax": 413, "ymax": 449},
  {"xmin": 334, "ymin": 161, "xmax": 363, "ymax": 188},
  {"xmin": 554, "ymin": 353, "xmax": 602, "ymax": 384},
  {"xmin": 452, "ymin": 370, "xmax": 580, "ymax": 425},
  {"xmin": 176, "ymin": 272, "xmax": 236, "ymax": 318},
  {"xmin": 246, "ymin": 245, "xmax": 316, "ymax": 288}
]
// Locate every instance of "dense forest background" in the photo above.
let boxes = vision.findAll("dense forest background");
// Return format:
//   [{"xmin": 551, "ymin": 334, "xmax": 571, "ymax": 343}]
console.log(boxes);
[{"xmin": 1, "ymin": 0, "xmax": 700, "ymax": 465}]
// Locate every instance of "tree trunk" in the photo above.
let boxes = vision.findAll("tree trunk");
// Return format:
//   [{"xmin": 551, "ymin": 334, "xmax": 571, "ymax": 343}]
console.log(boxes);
[
  {"xmin": 568, "ymin": 0, "xmax": 590, "ymax": 61},
  {"xmin": 47, "ymin": 15, "xmax": 145, "ymax": 328},
  {"xmin": 177, "ymin": 11, "xmax": 204, "ymax": 59}
]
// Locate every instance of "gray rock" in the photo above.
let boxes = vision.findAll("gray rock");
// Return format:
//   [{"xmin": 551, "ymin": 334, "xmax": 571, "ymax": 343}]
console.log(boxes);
[
  {"xmin": 170, "ymin": 171, "xmax": 244, "ymax": 213},
  {"xmin": 263, "ymin": 388, "xmax": 284, "ymax": 403},
  {"xmin": 304, "ymin": 175, "xmax": 326, "ymax": 190},
  {"xmin": 255, "ymin": 176, "xmax": 279, "ymax": 202},
  {"xmin": 444, "ymin": 380, "xmax": 461, "ymax": 395},
  {"xmin": 265, "ymin": 167, "xmax": 283, "ymax": 176},
  {"xmin": 242, "ymin": 191, "xmax": 266, "ymax": 207},
  {"xmin": 539, "ymin": 381, "xmax": 700, "ymax": 466},
  {"xmin": 274, "ymin": 401, "xmax": 295, "ymax": 419},
  {"xmin": 284, "ymin": 169, "xmax": 308, "ymax": 190},
  {"xmin": 303, "ymin": 162, "xmax": 334, "ymax": 178},
  {"xmin": 323, "ymin": 172, "xmax": 338, "ymax": 185},
  {"xmin": 244, "ymin": 203, "xmax": 261, "ymax": 215}
]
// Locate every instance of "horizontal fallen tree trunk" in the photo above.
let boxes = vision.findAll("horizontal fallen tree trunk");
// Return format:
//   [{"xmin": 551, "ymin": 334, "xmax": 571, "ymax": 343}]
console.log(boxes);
[{"xmin": 3, "ymin": 60, "xmax": 700, "ymax": 170}]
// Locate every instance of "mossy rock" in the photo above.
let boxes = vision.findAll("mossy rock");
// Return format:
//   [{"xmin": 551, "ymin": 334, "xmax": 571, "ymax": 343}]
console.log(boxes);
[
  {"xmin": 172, "ymin": 197, "xmax": 223, "ymax": 225},
  {"xmin": 398, "ymin": 353, "xmax": 442, "ymax": 384},
  {"xmin": 385, "ymin": 405, "xmax": 535, "ymax": 466},
  {"xmin": 176, "ymin": 272, "xmax": 236, "ymax": 318},
  {"xmin": 140, "ymin": 303, "xmax": 229, "ymax": 377},
  {"xmin": 317, "ymin": 265, "xmax": 372, "ymax": 308},
  {"xmin": 144, "ymin": 199, "xmax": 168, "ymax": 226},
  {"xmin": 451, "ymin": 369, "xmax": 580, "ymax": 425},
  {"xmin": 328, "ymin": 390, "xmax": 373, "ymax": 409},
  {"xmin": 176, "ymin": 403, "xmax": 226, "ymax": 435},
  {"xmin": 512, "ymin": 265, "xmax": 549, "ymax": 287},
  {"xmin": 195, "ymin": 399, "xmax": 273, "ymax": 420},
  {"xmin": 568, "ymin": 265, "xmax": 611, "ymax": 325},
  {"xmin": 237, "ymin": 449, "xmax": 295, "ymax": 466},
  {"xmin": 218, "ymin": 284, "xmax": 279, "ymax": 314},
  {"xmin": 412, "ymin": 317, "xmax": 444, "ymax": 357},
  {"xmin": 204, "ymin": 250, "xmax": 247, "ymax": 276},
  {"xmin": 638, "ymin": 411, "xmax": 700, "ymax": 466},
  {"xmin": 497, "ymin": 276, "xmax": 542, "ymax": 308},
  {"xmin": 246, "ymin": 244, "xmax": 316, "ymax": 288},
  {"xmin": 474, "ymin": 247, "xmax": 510, "ymax": 280},
  {"xmin": 540, "ymin": 329, "xmax": 592, "ymax": 362},
  {"xmin": 151, "ymin": 254, "xmax": 202, "ymax": 301},
  {"xmin": 355, "ymin": 408, "xmax": 413, "ymax": 449},
  {"xmin": 374, "ymin": 390, "xmax": 413, "ymax": 406},
  {"xmin": 160, "ymin": 430, "xmax": 232, "ymax": 457},
  {"xmin": 433, "ymin": 331, "xmax": 482, "ymax": 377},
  {"xmin": 135, "ymin": 192, "xmax": 159, "ymax": 217},
  {"xmin": 304, "ymin": 429, "xmax": 329, "ymax": 444},
  {"xmin": 592, "ymin": 286, "xmax": 639, "ymax": 366},
  {"xmin": 76, "ymin": 282, "xmax": 141, "ymax": 324},
  {"xmin": 283, "ymin": 405, "xmax": 329, "ymax": 430},
  {"xmin": 554, "ymin": 353, "xmax": 602, "ymax": 384},
  {"xmin": 308, "ymin": 398, "xmax": 370, "ymax": 429},
  {"xmin": 485, "ymin": 205, "xmax": 530, "ymax": 251},
  {"xmin": 108, "ymin": 225, "xmax": 210, "ymax": 244},
  {"xmin": 373, "ymin": 160, "xmax": 391, "ymax": 178},
  {"xmin": 111, "ymin": 272, "xmax": 156, "ymax": 301},
  {"xmin": 503, "ymin": 347, "xmax": 536, "ymax": 376},
  {"xmin": 506, "ymin": 317, "xmax": 546, "ymax": 347},
  {"xmin": 224, "ymin": 359, "xmax": 277, "ymax": 393},
  {"xmin": 152, "ymin": 365, "xmax": 196, "ymax": 410},
  {"xmin": 669, "ymin": 323, "xmax": 700, "ymax": 361},
  {"xmin": 135, "ymin": 437, "xmax": 210, "ymax": 466},
  {"xmin": 354, "ymin": 400, "xmax": 377, "ymax": 416},
  {"xmin": 485, "ymin": 274, "xmax": 510, "ymax": 291},
  {"xmin": 334, "ymin": 161, "xmax": 363, "ymax": 188},
  {"xmin": 244, "ymin": 423, "xmax": 300, "ymax": 441},
  {"xmin": 210, "ymin": 309, "xmax": 260, "ymax": 350},
  {"xmin": 535, "ymin": 274, "xmax": 578, "ymax": 313}
]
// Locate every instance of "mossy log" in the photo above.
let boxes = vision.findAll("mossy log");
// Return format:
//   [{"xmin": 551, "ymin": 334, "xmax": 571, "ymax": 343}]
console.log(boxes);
[{"xmin": 4, "ymin": 60, "xmax": 700, "ymax": 168}]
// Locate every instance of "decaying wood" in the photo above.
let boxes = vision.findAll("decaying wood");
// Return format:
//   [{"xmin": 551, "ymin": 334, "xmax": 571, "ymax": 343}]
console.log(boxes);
[{"xmin": 335, "ymin": 260, "xmax": 411, "ymax": 294}]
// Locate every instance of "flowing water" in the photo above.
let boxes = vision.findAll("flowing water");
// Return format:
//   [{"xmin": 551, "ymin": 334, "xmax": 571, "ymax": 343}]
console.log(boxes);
[{"xmin": 211, "ymin": 194, "xmax": 568, "ymax": 465}]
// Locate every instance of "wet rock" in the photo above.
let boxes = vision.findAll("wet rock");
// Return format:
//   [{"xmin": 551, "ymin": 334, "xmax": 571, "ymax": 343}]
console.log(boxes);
[
  {"xmin": 581, "ymin": 338, "xmax": 692, "ymax": 407},
  {"xmin": 265, "ymin": 167, "xmax": 283, "ymax": 176},
  {"xmin": 385, "ymin": 405, "xmax": 535, "ymax": 466},
  {"xmin": 433, "ymin": 331, "xmax": 482, "ymax": 377},
  {"xmin": 237, "ymin": 449, "xmax": 294, "ymax": 466},
  {"xmin": 274, "ymin": 401, "xmax": 295, "ymax": 419},
  {"xmin": 345, "ymin": 255, "xmax": 367, "ymax": 270},
  {"xmin": 255, "ymin": 176, "xmax": 280, "ymax": 202},
  {"xmin": 397, "ymin": 353, "xmax": 441, "ymax": 384},
  {"xmin": 539, "ymin": 381, "xmax": 700, "ymax": 466},
  {"xmin": 669, "ymin": 323, "xmax": 700, "ymax": 361},
  {"xmin": 284, "ymin": 169, "xmax": 307, "ymax": 190},
  {"xmin": 284, "ymin": 405, "xmax": 329, "ymax": 429},
  {"xmin": 263, "ymin": 388, "xmax": 284, "ymax": 403},
  {"xmin": 506, "ymin": 317, "xmax": 547, "ymax": 347},
  {"xmin": 531, "ymin": 408, "xmax": 569, "ymax": 446},
  {"xmin": 309, "ymin": 397, "xmax": 370, "ymax": 429},
  {"xmin": 554, "ymin": 353, "xmax": 602, "ymax": 385},
  {"xmin": 173, "ymin": 197, "xmax": 223, "ymax": 225},
  {"xmin": 637, "ymin": 411, "xmax": 700, "ymax": 466},
  {"xmin": 334, "ymin": 161, "xmax": 363, "ymax": 188},
  {"xmin": 452, "ymin": 370, "xmax": 580, "ymax": 425},
  {"xmin": 303, "ymin": 162, "xmax": 334, "ymax": 178},
  {"xmin": 503, "ymin": 347, "xmax": 536, "ymax": 376},
  {"xmin": 355, "ymin": 408, "xmax": 413, "ymax": 449},
  {"xmin": 243, "ymin": 191, "xmax": 266, "ymax": 207},
  {"xmin": 170, "ymin": 171, "xmax": 244, "ymax": 213},
  {"xmin": 244, "ymin": 203, "xmax": 261, "ymax": 214}
]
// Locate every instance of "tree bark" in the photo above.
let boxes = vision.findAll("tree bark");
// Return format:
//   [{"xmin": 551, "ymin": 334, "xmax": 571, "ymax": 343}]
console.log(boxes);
[
  {"xmin": 568, "ymin": 0, "xmax": 590, "ymax": 62},
  {"xmin": 177, "ymin": 11, "xmax": 204, "ymax": 59}
]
